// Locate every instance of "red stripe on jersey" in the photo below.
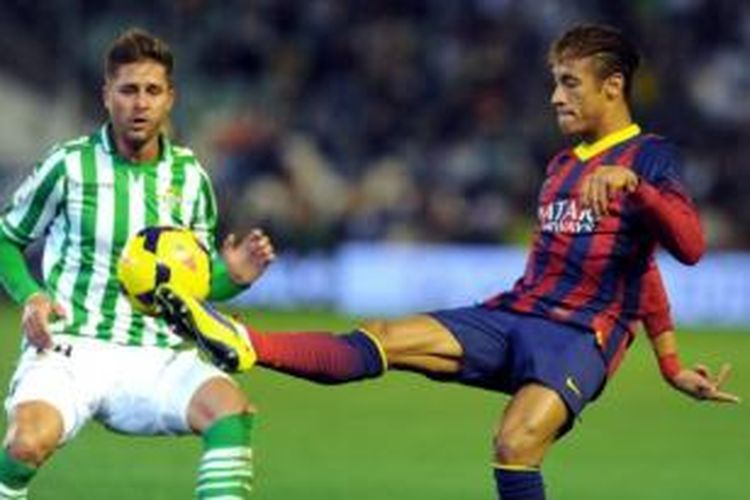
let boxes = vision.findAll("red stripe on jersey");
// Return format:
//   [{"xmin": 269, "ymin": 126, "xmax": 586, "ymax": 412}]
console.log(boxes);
[
  {"xmin": 551, "ymin": 142, "xmax": 642, "ymax": 317},
  {"xmin": 564, "ymin": 141, "xmax": 643, "ymax": 350},
  {"xmin": 485, "ymin": 151, "xmax": 579, "ymax": 310},
  {"xmin": 509, "ymin": 152, "xmax": 609, "ymax": 313}
]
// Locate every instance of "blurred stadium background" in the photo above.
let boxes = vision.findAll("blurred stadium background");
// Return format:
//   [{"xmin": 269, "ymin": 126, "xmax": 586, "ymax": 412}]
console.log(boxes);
[{"xmin": 0, "ymin": 1, "xmax": 748, "ymax": 498}]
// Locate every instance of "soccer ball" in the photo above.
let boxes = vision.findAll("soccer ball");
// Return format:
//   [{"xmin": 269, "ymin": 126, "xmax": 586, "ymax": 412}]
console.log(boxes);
[{"xmin": 117, "ymin": 226, "xmax": 211, "ymax": 314}]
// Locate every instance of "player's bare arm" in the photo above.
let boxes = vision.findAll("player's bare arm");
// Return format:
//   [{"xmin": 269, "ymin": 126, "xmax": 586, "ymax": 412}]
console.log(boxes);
[{"xmin": 220, "ymin": 228, "xmax": 276, "ymax": 285}]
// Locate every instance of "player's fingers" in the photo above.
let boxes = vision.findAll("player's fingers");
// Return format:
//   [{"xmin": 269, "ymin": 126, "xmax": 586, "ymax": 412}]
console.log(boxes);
[
  {"xmin": 252, "ymin": 244, "xmax": 276, "ymax": 263},
  {"xmin": 25, "ymin": 320, "xmax": 51, "ymax": 349},
  {"xmin": 625, "ymin": 174, "xmax": 639, "ymax": 193},
  {"xmin": 594, "ymin": 178, "xmax": 608, "ymax": 217},
  {"xmin": 694, "ymin": 363, "xmax": 711, "ymax": 379},
  {"xmin": 580, "ymin": 176, "xmax": 593, "ymax": 209},
  {"xmin": 248, "ymin": 235, "xmax": 271, "ymax": 254},
  {"xmin": 222, "ymin": 233, "xmax": 237, "ymax": 251},
  {"xmin": 707, "ymin": 390, "xmax": 741, "ymax": 404},
  {"xmin": 715, "ymin": 363, "xmax": 732, "ymax": 387},
  {"xmin": 53, "ymin": 302, "xmax": 67, "ymax": 318}
]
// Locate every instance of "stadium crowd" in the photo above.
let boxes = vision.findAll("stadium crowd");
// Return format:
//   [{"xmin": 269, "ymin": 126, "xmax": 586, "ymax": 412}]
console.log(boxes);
[{"xmin": 1, "ymin": 0, "xmax": 748, "ymax": 251}]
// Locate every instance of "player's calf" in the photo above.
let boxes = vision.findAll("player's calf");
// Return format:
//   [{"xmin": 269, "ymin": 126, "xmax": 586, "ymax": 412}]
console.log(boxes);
[{"xmin": 197, "ymin": 413, "xmax": 255, "ymax": 499}]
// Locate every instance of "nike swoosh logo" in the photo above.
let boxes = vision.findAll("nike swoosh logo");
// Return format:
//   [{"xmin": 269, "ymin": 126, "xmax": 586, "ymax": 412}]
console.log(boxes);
[{"xmin": 566, "ymin": 376, "xmax": 583, "ymax": 399}]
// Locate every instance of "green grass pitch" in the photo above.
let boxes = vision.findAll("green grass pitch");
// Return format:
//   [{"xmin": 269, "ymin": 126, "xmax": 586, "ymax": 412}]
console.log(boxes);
[{"xmin": 0, "ymin": 303, "xmax": 747, "ymax": 499}]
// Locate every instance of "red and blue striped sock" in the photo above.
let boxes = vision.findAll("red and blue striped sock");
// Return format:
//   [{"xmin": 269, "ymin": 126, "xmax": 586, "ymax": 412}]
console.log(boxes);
[{"xmin": 247, "ymin": 329, "xmax": 386, "ymax": 384}]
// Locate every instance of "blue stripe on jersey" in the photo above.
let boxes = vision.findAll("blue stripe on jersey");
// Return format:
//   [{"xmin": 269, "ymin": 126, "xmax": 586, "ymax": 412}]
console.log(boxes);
[
  {"xmin": 532, "ymin": 155, "xmax": 580, "ymax": 292},
  {"xmin": 525, "ymin": 154, "xmax": 581, "ymax": 290},
  {"xmin": 601, "ymin": 262, "xmax": 645, "ymax": 364},
  {"xmin": 630, "ymin": 135, "xmax": 684, "ymax": 189},
  {"xmin": 531, "ymin": 140, "xmax": 640, "ymax": 316},
  {"xmin": 566, "ymin": 139, "xmax": 649, "ymax": 327}
]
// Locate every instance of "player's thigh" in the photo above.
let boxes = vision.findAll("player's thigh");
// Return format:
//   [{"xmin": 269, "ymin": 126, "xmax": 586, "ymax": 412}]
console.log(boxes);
[
  {"xmin": 99, "ymin": 347, "xmax": 244, "ymax": 435},
  {"xmin": 360, "ymin": 314, "xmax": 463, "ymax": 366},
  {"xmin": 4, "ymin": 346, "xmax": 95, "ymax": 448},
  {"xmin": 187, "ymin": 376, "xmax": 253, "ymax": 433},
  {"xmin": 494, "ymin": 384, "xmax": 568, "ymax": 465}
]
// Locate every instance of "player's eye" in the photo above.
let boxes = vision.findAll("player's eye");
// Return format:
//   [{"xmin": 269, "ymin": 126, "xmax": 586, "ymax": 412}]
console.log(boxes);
[{"xmin": 118, "ymin": 85, "xmax": 138, "ymax": 95}]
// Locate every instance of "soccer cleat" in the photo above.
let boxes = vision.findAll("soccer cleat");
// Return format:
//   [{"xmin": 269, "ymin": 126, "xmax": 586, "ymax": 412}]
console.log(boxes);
[{"xmin": 155, "ymin": 285, "xmax": 256, "ymax": 372}]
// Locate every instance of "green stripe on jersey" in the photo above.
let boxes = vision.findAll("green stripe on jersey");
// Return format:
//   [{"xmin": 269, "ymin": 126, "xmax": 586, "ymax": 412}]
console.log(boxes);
[
  {"xmin": 69, "ymin": 146, "xmax": 99, "ymax": 332},
  {"xmin": 0, "ymin": 124, "xmax": 218, "ymax": 348}
]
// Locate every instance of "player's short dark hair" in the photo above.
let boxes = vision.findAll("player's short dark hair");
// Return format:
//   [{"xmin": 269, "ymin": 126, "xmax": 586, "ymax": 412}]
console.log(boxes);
[
  {"xmin": 549, "ymin": 24, "xmax": 640, "ymax": 100},
  {"xmin": 105, "ymin": 28, "xmax": 174, "ymax": 83}
]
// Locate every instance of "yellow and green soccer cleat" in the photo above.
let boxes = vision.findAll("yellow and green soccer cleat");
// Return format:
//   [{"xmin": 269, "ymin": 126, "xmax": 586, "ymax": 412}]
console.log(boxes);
[{"xmin": 155, "ymin": 285, "xmax": 256, "ymax": 372}]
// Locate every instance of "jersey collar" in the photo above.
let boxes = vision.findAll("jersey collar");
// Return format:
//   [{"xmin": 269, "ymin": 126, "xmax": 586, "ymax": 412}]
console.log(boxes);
[
  {"xmin": 573, "ymin": 123, "xmax": 641, "ymax": 161},
  {"xmin": 97, "ymin": 123, "xmax": 173, "ymax": 164}
]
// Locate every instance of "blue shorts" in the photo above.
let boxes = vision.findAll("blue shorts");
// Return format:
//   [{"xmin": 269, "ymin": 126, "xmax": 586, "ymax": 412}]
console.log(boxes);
[{"xmin": 429, "ymin": 305, "xmax": 607, "ymax": 428}]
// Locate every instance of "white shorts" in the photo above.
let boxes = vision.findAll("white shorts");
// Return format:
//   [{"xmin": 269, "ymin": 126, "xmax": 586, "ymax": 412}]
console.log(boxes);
[{"xmin": 4, "ymin": 336, "xmax": 234, "ymax": 444}]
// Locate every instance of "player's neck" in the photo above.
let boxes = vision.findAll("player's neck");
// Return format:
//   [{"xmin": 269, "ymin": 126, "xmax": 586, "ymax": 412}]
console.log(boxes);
[
  {"xmin": 583, "ymin": 106, "xmax": 633, "ymax": 144},
  {"xmin": 114, "ymin": 136, "xmax": 160, "ymax": 164}
]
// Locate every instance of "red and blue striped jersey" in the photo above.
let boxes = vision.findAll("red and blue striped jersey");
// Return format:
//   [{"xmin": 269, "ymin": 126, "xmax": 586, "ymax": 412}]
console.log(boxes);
[{"xmin": 486, "ymin": 125, "xmax": 704, "ymax": 375}]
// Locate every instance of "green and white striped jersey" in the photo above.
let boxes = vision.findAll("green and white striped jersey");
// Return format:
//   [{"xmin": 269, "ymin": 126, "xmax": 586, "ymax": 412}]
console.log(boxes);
[{"xmin": 0, "ymin": 124, "xmax": 218, "ymax": 348}]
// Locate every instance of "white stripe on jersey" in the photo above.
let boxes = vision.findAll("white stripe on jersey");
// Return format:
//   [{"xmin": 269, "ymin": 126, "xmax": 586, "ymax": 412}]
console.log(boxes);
[
  {"xmin": 181, "ymin": 162, "xmax": 202, "ymax": 232},
  {"xmin": 51, "ymin": 150, "xmax": 84, "ymax": 327},
  {"xmin": 156, "ymin": 158, "xmax": 174, "ymax": 225},
  {"xmin": 80, "ymin": 147, "xmax": 115, "ymax": 337}
]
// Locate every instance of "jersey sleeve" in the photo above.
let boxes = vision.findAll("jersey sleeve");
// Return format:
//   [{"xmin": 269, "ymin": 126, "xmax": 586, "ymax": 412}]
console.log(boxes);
[
  {"xmin": 638, "ymin": 260, "xmax": 674, "ymax": 337},
  {"xmin": 189, "ymin": 161, "xmax": 247, "ymax": 301},
  {"xmin": 0, "ymin": 148, "xmax": 66, "ymax": 245},
  {"xmin": 190, "ymin": 163, "xmax": 219, "ymax": 260},
  {"xmin": 630, "ymin": 138, "xmax": 705, "ymax": 265}
]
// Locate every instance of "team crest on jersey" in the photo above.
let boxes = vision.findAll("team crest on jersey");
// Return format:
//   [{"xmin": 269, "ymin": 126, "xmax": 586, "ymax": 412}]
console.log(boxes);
[
  {"xmin": 538, "ymin": 198, "xmax": 596, "ymax": 233},
  {"xmin": 161, "ymin": 187, "xmax": 183, "ymax": 210}
]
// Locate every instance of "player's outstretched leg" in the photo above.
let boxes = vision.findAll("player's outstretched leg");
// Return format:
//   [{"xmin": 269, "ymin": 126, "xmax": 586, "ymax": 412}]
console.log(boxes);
[{"xmin": 155, "ymin": 285, "xmax": 256, "ymax": 373}]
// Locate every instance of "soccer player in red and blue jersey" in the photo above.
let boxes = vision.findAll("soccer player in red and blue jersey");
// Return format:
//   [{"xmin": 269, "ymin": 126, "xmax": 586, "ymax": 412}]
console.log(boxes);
[{"xmin": 157, "ymin": 24, "xmax": 739, "ymax": 499}]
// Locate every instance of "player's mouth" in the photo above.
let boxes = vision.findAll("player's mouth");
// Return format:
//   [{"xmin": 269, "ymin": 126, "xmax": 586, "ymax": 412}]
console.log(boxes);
[
  {"xmin": 129, "ymin": 117, "xmax": 150, "ymax": 130},
  {"xmin": 556, "ymin": 110, "xmax": 577, "ymax": 121},
  {"xmin": 555, "ymin": 110, "xmax": 579, "ymax": 128}
]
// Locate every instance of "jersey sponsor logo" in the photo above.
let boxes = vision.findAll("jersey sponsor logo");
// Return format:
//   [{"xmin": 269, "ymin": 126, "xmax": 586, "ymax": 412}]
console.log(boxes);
[{"xmin": 538, "ymin": 198, "xmax": 596, "ymax": 234}]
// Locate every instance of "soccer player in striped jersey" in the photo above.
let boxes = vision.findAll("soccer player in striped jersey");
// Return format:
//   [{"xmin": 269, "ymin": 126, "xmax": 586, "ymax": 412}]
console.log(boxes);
[
  {"xmin": 156, "ymin": 24, "xmax": 739, "ymax": 498},
  {"xmin": 0, "ymin": 29, "xmax": 274, "ymax": 499}
]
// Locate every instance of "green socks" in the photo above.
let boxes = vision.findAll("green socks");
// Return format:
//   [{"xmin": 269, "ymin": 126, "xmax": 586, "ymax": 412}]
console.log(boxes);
[
  {"xmin": 197, "ymin": 413, "xmax": 255, "ymax": 498},
  {"xmin": 0, "ymin": 449, "xmax": 36, "ymax": 499}
]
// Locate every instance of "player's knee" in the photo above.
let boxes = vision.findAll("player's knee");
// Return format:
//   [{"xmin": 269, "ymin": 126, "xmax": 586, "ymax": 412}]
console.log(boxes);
[
  {"xmin": 359, "ymin": 319, "xmax": 389, "ymax": 343},
  {"xmin": 6, "ymin": 404, "xmax": 63, "ymax": 467},
  {"xmin": 493, "ymin": 424, "xmax": 545, "ymax": 465},
  {"xmin": 7, "ymin": 430, "xmax": 58, "ymax": 467},
  {"xmin": 188, "ymin": 378, "xmax": 255, "ymax": 432}
]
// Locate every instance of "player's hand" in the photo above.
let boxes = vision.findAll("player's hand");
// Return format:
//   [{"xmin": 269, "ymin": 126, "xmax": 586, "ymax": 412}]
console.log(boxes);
[
  {"xmin": 580, "ymin": 165, "xmax": 639, "ymax": 217},
  {"xmin": 669, "ymin": 363, "xmax": 740, "ymax": 404},
  {"xmin": 22, "ymin": 292, "xmax": 66, "ymax": 350},
  {"xmin": 221, "ymin": 229, "xmax": 276, "ymax": 286}
]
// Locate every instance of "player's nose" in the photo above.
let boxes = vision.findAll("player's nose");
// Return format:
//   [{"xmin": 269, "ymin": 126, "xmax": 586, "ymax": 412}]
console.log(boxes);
[{"xmin": 550, "ymin": 85, "xmax": 566, "ymax": 107}]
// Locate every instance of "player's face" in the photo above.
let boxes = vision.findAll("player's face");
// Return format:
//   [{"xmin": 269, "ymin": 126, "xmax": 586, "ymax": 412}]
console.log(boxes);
[
  {"xmin": 103, "ymin": 60, "xmax": 174, "ymax": 157},
  {"xmin": 550, "ymin": 56, "xmax": 609, "ymax": 139}
]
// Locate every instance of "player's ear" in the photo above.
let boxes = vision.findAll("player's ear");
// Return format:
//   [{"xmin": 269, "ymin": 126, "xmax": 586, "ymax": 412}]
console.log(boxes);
[
  {"xmin": 166, "ymin": 85, "xmax": 176, "ymax": 111},
  {"xmin": 102, "ymin": 81, "xmax": 112, "ymax": 112},
  {"xmin": 603, "ymin": 73, "xmax": 625, "ymax": 100}
]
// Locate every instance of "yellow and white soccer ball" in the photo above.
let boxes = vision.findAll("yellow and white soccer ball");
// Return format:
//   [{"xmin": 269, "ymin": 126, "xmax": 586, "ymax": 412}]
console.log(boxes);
[{"xmin": 117, "ymin": 226, "xmax": 211, "ymax": 315}]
